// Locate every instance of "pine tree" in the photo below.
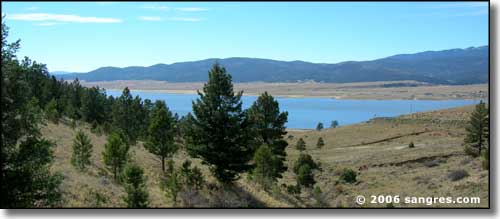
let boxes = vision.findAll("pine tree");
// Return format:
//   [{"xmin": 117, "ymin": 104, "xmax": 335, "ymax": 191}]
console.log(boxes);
[
  {"xmin": 102, "ymin": 132, "xmax": 129, "ymax": 181},
  {"xmin": 331, "ymin": 120, "xmax": 339, "ymax": 128},
  {"xmin": 112, "ymin": 87, "xmax": 136, "ymax": 144},
  {"xmin": 316, "ymin": 137, "xmax": 325, "ymax": 149},
  {"xmin": 185, "ymin": 63, "xmax": 253, "ymax": 184},
  {"xmin": 162, "ymin": 160, "xmax": 182, "ymax": 205},
  {"xmin": 45, "ymin": 98, "xmax": 60, "ymax": 123},
  {"xmin": 144, "ymin": 100, "xmax": 178, "ymax": 173},
  {"xmin": 123, "ymin": 163, "xmax": 149, "ymax": 208},
  {"xmin": 297, "ymin": 164, "xmax": 315, "ymax": 187},
  {"xmin": 252, "ymin": 144, "xmax": 279, "ymax": 189},
  {"xmin": 464, "ymin": 101, "xmax": 489, "ymax": 157},
  {"xmin": 71, "ymin": 130, "xmax": 93, "ymax": 171},
  {"xmin": 1, "ymin": 21, "xmax": 62, "ymax": 208},
  {"xmin": 296, "ymin": 138, "xmax": 306, "ymax": 151},
  {"xmin": 316, "ymin": 122, "xmax": 324, "ymax": 131},
  {"xmin": 293, "ymin": 153, "xmax": 319, "ymax": 174},
  {"xmin": 247, "ymin": 92, "xmax": 288, "ymax": 180}
]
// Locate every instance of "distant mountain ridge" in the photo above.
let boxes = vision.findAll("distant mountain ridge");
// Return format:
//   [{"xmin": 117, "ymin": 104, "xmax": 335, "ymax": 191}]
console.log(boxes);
[{"xmin": 56, "ymin": 46, "xmax": 488, "ymax": 85}]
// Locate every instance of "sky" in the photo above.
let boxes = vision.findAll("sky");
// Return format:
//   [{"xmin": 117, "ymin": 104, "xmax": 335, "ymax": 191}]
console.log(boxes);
[{"xmin": 1, "ymin": 2, "xmax": 489, "ymax": 72}]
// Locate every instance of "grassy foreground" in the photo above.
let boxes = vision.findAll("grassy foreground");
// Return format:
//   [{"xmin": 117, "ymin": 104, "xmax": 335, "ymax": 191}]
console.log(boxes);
[{"xmin": 42, "ymin": 104, "xmax": 489, "ymax": 208}]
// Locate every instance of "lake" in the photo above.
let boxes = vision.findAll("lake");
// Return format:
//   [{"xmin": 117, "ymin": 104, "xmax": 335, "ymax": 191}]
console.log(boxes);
[{"xmin": 107, "ymin": 90, "xmax": 479, "ymax": 129}]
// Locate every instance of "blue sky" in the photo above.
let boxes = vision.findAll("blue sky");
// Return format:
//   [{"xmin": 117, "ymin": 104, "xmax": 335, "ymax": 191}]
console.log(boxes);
[{"xmin": 2, "ymin": 2, "xmax": 489, "ymax": 72}]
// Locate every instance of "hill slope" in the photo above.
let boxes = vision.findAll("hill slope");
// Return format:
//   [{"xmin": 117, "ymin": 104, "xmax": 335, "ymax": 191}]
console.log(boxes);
[{"xmin": 57, "ymin": 46, "xmax": 488, "ymax": 85}]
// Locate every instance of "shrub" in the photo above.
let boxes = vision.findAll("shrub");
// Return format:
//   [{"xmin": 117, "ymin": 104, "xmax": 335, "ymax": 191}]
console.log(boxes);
[
  {"xmin": 409, "ymin": 141, "xmax": 415, "ymax": 148},
  {"xmin": 297, "ymin": 164, "xmax": 315, "ymax": 187},
  {"xmin": 316, "ymin": 122, "xmax": 324, "ymax": 131},
  {"xmin": 339, "ymin": 168, "xmax": 357, "ymax": 184},
  {"xmin": 123, "ymin": 164, "xmax": 149, "ymax": 208},
  {"xmin": 316, "ymin": 137, "xmax": 325, "ymax": 149},
  {"xmin": 448, "ymin": 169, "xmax": 469, "ymax": 181},
  {"xmin": 286, "ymin": 184, "xmax": 301, "ymax": 195},
  {"xmin": 293, "ymin": 153, "xmax": 319, "ymax": 174},
  {"xmin": 296, "ymin": 138, "xmax": 306, "ymax": 151}
]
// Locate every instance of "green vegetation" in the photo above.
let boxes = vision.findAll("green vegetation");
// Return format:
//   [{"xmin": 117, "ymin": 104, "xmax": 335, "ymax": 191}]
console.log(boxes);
[
  {"xmin": 409, "ymin": 141, "xmax": 415, "ymax": 148},
  {"xmin": 184, "ymin": 63, "xmax": 254, "ymax": 184},
  {"xmin": 316, "ymin": 137, "xmax": 325, "ymax": 149},
  {"xmin": 316, "ymin": 122, "xmax": 324, "ymax": 131},
  {"xmin": 144, "ymin": 100, "xmax": 178, "ymax": 173},
  {"xmin": 123, "ymin": 163, "xmax": 149, "ymax": 208},
  {"xmin": 296, "ymin": 138, "xmax": 306, "ymax": 151},
  {"xmin": 1, "ymin": 21, "xmax": 62, "ymax": 207},
  {"xmin": 464, "ymin": 101, "xmax": 489, "ymax": 157},
  {"xmin": 102, "ymin": 132, "xmax": 129, "ymax": 181},
  {"xmin": 71, "ymin": 130, "xmax": 93, "ymax": 171},
  {"xmin": 338, "ymin": 168, "xmax": 357, "ymax": 184},
  {"xmin": 1, "ymin": 21, "xmax": 489, "ymax": 208},
  {"xmin": 247, "ymin": 92, "xmax": 288, "ymax": 184},
  {"xmin": 330, "ymin": 120, "xmax": 339, "ymax": 128}
]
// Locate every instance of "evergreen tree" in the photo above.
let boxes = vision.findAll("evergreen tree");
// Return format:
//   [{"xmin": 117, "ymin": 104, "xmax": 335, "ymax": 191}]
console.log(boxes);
[
  {"xmin": 123, "ymin": 163, "xmax": 149, "ymax": 208},
  {"xmin": 179, "ymin": 160, "xmax": 205, "ymax": 190},
  {"xmin": 1, "ymin": 21, "xmax": 62, "ymax": 207},
  {"xmin": 316, "ymin": 122, "xmax": 324, "ymax": 131},
  {"xmin": 102, "ymin": 132, "xmax": 129, "ymax": 181},
  {"xmin": 112, "ymin": 87, "xmax": 136, "ymax": 144},
  {"xmin": 297, "ymin": 164, "xmax": 315, "ymax": 187},
  {"xmin": 144, "ymin": 100, "xmax": 178, "ymax": 173},
  {"xmin": 71, "ymin": 130, "xmax": 93, "ymax": 171},
  {"xmin": 293, "ymin": 153, "xmax": 319, "ymax": 174},
  {"xmin": 247, "ymin": 92, "xmax": 288, "ymax": 180},
  {"xmin": 316, "ymin": 137, "xmax": 325, "ymax": 149},
  {"xmin": 162, "ymin": 160, "xmax": 182, "ymax": 205},
  {"xmin": 185, "ymin": 63, "xmax": 253, "ymax": 184},
  {"xmin": 81, "ymin": 86, "xmax": 107, "ymax": 126},
  {"xmin": 464, "ymin": 101, "xmax": 489, "ymax": 157},
  {"xmin": 296, "ymin": 138, "xmax": 306, "ymax": 151},
  {"xmin": 45, "ymin": 98, "xmax": 60, "ymax": 123},
  {"xmin": 252, "ymin": 144, "xmax": 279, "ymax": 188},
  {"xmin": 331, "ymin": 120, "xmax": 339, "ymax": 128}
]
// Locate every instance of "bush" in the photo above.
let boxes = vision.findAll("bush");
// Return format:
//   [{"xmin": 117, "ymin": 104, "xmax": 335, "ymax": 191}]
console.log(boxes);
[
  {"xmin": 448, "ymin": 169, "xmax": 469, "ymax": 181},
  {"xmin": 286, "ymin": 184, "xmax": 301, "ymax": 195},
  {"xmin": 297, "ymin": 164, "xmax": 315, "ymax": 187},
  {"xmin": 316, "ymin": 137, "xmax": 325, "ymax": 149},
  {"xmin": 339, "ymin": 168, "xmax": 357, "ymax": 184},
  {"xmin": 296, "ymin": 138, "xmax": 306, "ymax": 151},
  {"xmin": 316, "ymin": 122, "xmax": 324, "ymax": 131},
  {"xmin": 409, "ymin": 141, "xmax": 415, "ymax": 148},
  {"xmin": 293, "ymin": 153, "xmax": 319, "ymax": 174}
]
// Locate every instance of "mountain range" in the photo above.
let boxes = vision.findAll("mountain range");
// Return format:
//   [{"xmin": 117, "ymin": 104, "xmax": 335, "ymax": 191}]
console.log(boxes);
[{"xmin": 55, "ymin": 46, "xmax": 488, "ymax": 85}]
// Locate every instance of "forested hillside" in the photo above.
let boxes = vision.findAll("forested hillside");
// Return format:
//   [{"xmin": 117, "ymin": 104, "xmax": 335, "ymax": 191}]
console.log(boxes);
[{"xmin": 57, "ymin": 46, "xmax": 488, "ymax": 85}]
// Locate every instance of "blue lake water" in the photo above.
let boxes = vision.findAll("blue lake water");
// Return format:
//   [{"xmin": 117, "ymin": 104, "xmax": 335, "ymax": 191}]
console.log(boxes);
[{"xmin": 107, "ymin": 90, "xmax": 479, "ymax": 129}]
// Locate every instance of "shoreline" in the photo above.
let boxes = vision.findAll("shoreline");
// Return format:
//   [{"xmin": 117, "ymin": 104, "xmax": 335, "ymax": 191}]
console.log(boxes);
[
  {"xmin": 89, "ymin": 80, "xmax": 489, "ymax": 101},
  {"xmin": 105, "ymin": 88, "xmax": 487, "ymax": 101}
]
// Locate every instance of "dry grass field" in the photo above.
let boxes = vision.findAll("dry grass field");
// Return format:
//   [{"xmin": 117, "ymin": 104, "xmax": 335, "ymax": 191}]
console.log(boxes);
[
  {"xmin": 81, "ymin": 80, "xmax": 488, "ymax": 100},
  {"xmin": 41, "ymin": 104, "xmax": 489, "ymax": 208}
]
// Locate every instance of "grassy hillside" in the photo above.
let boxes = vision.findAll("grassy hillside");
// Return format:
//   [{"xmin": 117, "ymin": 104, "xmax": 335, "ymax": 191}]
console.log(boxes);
[{"xmin": 41, "ymin": 105, "xmax": 488, "ymax": 208}]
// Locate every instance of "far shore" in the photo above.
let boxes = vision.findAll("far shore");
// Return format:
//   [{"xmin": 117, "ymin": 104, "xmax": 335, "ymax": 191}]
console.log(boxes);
[{"xmin": 81, "ymin": 80, "xmax": 489, "ymax": 101}]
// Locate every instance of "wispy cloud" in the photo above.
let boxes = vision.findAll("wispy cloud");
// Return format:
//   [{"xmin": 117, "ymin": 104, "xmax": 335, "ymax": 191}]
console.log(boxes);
[
  {"xmin": 6, "ymin": 13, "xmax": 123, "ymax": 23},
  {"xmin": 138, "ymin": 16, "xmax": 162, "ymax": 21},
  {"xmin": 168, "ymin": 17, "xmax": 202, "ymax": 22},
  {"xmin": 175, "ymin": 7, "xmax": 209, "ymax": 12},
  {"xmin": 141, "ymin": 5, "xmax": 170, "ymax": 11},
  {"xmin": 37, "ymin": 22, "xmax": 58, "ymax": 26}
]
